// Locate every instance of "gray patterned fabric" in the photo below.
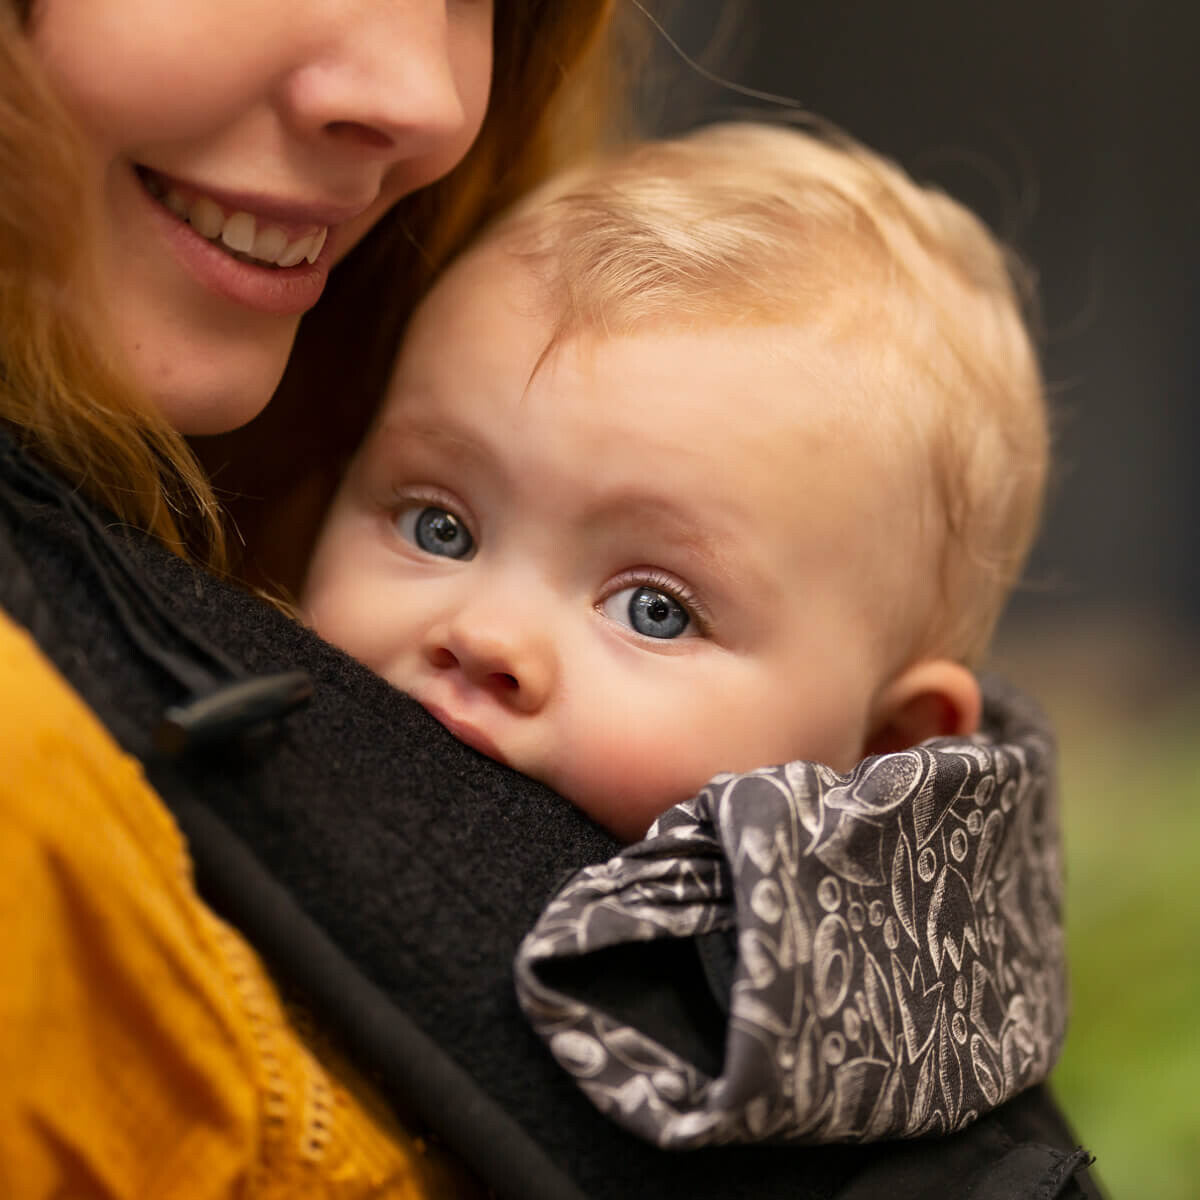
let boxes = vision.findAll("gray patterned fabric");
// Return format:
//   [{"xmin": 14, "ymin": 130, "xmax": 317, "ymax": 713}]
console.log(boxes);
[{"xmin": 515, "ymin": 683, "xmax": 1068, "ymax": 1149}]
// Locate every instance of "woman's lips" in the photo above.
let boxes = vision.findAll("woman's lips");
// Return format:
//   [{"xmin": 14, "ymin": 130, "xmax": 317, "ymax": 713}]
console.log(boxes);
[
  {"xmin": 141, "ymin": 165, "xmax": 366, "ymax": 231},
  {"xmin": 419, "ymin": 701, "xmax": 509, "ymax": 766},
  {"xmin": 133, "ymin": 164, "xmax": 340, "ymax": 317}
]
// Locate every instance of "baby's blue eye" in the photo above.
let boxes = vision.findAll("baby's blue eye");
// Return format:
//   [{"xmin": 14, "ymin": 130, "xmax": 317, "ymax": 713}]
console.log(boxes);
[
  {"xmin": 398, "ymin": 505, "xmax": 475, "ymax": 559},
  {"xmin": 603, "ymin": 584, "xmax": 693, "ymax": 639}
]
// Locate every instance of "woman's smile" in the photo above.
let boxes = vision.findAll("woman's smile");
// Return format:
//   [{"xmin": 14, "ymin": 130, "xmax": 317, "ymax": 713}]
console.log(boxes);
[
  {"xmin": 139, "ymin": 168, "xmax": 331, "ymax": 269},
  {"xmin": 132, "ymin": 163, "xmax": 356, "ymax": 316},
  {"xmin": 29, "ymin": 0, "xmax": 494, "ymax": 432}
]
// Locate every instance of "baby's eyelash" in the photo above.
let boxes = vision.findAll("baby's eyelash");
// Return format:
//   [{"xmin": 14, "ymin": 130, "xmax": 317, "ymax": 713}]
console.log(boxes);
[
  {"xmin": 388, "ymin": 483, "xmax": 446, "ymax": 507},
  {"xmin": 386, "ymin": 484, "xmax": 471, "ymax": 523},
  {"xmin": 605, "ymin": 568, "xmax": 712, "ymax": 634}
]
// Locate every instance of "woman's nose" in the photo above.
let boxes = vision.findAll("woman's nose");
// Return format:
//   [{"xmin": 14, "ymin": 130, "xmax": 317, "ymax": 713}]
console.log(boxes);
[
  {"xmin": 279, "ymin": 1, "xmax": 487, "ymax": 158},
  {"xmin": 424, "ymin": 616, "xmax": 556, "ymax": 715}
]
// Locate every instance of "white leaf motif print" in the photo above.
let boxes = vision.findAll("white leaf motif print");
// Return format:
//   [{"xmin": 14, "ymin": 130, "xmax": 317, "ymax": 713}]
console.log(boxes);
[{"xmin": 514, "ymin": 683, "xmax": 1068, "ymax": 1147}]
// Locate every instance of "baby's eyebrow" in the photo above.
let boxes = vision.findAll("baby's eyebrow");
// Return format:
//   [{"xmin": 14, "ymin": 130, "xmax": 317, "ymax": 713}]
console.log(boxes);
[
  {"xmin": 583, "ymin": 490, "xmax": 759, "ymax": 594},
  {"xmin": 369, "ymin": 417, "xmax": 490, "ymax": 471}
]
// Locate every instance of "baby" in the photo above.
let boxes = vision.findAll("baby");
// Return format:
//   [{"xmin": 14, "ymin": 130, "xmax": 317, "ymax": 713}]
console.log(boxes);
[{"xmin": 303, "ymin": 122, "xmax": 1047, "ymax": 844}]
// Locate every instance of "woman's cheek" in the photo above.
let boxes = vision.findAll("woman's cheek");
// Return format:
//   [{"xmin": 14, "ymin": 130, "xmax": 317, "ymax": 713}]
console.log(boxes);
[{"xmin": 333, "ymin": 6, "xmax": 493, "ymax": 265}]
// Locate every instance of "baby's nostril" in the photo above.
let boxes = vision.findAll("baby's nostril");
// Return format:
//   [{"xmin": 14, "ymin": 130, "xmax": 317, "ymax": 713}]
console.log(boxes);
[
  {"xmin": 430, "ymin": 647, "xmax": 459, "ymax": 670},
  {"xmin": 492, "ymin": 672, "xmax": 518, "ymax": 690}
]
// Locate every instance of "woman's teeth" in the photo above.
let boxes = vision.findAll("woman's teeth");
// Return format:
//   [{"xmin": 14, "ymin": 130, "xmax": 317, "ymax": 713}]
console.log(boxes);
[{"xmin": 147, "ymin": 174, "xmax": 327, "ymax": 268}]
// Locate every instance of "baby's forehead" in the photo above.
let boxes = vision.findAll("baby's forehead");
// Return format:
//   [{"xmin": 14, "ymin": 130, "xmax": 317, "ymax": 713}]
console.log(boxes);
[
  {"xmin": 400, "ymin": 307, "xmax": 917, "ymax": 513},
  {"xmin": 383, "ymin": 204, "xmax": 940, "ymax": 493},
  {"xmin": 393, "ymin": 235, "xmax": 925, "ymax": 464}
]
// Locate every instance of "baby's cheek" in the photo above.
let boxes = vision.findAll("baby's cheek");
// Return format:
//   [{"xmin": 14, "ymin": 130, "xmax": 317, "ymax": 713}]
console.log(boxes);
[
  {"xmin": 304, "ymin": 575, "xmax": 388, "ymax": 672},
  {"xmin": 553, "ymin": 729, "xmax": 718, "ymax": 844}
]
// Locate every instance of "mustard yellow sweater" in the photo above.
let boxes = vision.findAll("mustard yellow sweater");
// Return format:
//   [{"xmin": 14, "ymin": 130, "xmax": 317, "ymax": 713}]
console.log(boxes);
[{"xmin": 0, "ymin": 609, "xmax": 480, "ymax": 1199}]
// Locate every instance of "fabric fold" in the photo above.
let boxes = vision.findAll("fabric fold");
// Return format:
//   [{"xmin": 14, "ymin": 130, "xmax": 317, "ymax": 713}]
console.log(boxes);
[{"xmin": 515, "ymin": 682, "xmax": 1068, "ymax": 1149}]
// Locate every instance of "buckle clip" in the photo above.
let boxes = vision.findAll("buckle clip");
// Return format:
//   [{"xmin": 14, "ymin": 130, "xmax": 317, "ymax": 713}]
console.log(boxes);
[{"xmin": 155, "ymin": 671, "xmax": 313, "ymax": 756}]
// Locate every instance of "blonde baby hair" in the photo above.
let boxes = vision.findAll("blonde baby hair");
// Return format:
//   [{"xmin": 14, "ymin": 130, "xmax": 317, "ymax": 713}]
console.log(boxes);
[{"xmin": 501, "ymin": 121, "xmax": 1049, "ymax": 666}]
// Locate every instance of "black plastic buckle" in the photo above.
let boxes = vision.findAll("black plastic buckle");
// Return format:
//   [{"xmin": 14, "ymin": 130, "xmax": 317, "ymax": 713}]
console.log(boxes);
[{"xmin": 154, "ymin": 671, "xmax": 314, "ymax": 756}]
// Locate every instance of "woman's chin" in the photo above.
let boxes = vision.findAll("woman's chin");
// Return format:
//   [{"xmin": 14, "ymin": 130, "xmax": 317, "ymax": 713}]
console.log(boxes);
[
  {"xmin": 165, "ymin": 389, "xmax": 275, "ymax": 437},
  {"xmin": 126, "ymin": 327, "xmax": 296, "ymax": 436},
  {"xmin": 151, "ymin": 372, "xmax": 281, "ymax": 436}
]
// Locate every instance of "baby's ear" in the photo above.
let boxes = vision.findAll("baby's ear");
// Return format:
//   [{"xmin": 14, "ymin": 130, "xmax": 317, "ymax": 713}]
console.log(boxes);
[{"xmin": 862, "ymin": 659, "xmax": 982, "ymax": 758}]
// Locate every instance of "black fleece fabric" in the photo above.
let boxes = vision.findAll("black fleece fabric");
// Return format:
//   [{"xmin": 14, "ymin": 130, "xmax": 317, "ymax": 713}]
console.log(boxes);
[{"xmin": 0, "ymin": 434, "xmax": 1101, "ymax": 1200}]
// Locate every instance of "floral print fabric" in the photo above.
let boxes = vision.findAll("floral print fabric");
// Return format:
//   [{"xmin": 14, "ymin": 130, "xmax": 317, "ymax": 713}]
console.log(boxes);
[{"xmin": 515, "ymin": 684, "xmax": 1067, "ymax": 1148}]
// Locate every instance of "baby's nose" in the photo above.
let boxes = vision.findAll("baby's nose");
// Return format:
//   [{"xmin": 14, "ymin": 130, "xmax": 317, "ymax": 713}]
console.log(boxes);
[{"xmin": 425, "ymin": 619, "xmax": 555, "ymax": 714}]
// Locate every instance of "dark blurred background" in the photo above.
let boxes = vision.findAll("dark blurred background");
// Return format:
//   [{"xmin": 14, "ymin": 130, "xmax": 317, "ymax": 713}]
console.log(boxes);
[
  {"xmin": 638, "ymin": 4, "xmax": 1200, "ymax": 1196},
  {"xmin": 641, "ymin": 0, "xmax": 1199, "ymax": 655}
]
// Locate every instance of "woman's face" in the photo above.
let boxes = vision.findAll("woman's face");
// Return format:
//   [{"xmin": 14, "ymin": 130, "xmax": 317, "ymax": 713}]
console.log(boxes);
[{"xmin": 29, "ymin": 0, "xmax": 493, "ymax": 434}]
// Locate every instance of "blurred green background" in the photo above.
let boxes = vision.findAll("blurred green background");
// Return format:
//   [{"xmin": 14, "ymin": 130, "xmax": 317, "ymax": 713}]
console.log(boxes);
[{"xmin": 995, "ymin": 628, "xmax": 1200, "ymax": 1200}]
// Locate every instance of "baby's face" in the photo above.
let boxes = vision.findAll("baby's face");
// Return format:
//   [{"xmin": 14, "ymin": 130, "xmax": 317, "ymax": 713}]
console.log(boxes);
[{"xmin": 304, "ymin": 242, "xmax": 913, "ymax": 841}]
